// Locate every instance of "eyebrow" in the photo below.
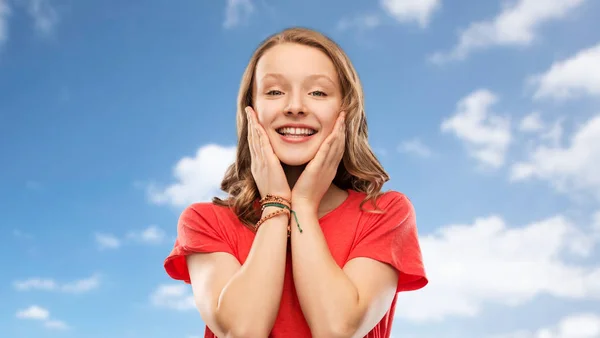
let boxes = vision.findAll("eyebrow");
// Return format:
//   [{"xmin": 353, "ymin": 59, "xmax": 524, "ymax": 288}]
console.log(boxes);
[{"xmin": 260, "ymin": 73, "xmax": 336, "ymax": 86}]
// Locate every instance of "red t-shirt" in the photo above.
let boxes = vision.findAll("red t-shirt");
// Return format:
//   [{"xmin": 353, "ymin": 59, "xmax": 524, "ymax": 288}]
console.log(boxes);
[{"xmin": 164, "ymin": 189, "xmax": 427, "ymax": 337}]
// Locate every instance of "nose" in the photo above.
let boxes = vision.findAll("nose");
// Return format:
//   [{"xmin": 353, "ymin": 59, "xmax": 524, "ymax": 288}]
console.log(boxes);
[{"xmin": 284, "ymin": 91, "xmax": 305, "ymax": 116}]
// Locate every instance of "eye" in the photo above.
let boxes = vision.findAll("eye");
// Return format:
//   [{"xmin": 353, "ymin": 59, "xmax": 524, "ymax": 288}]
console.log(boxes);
[
  {"xmin": 310, "ymin": 91, "xmax": 327, "ymax": 97},
  {"xmin": 266, "ymin": 90, "xmax": 283, "ymax": 96}
]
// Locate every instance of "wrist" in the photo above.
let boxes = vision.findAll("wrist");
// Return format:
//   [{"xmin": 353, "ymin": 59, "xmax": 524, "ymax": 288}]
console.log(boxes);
[
  {"xmin": 262, "ymin": 191, "xmax": 292, "ymax": 201},
  {"xmin": 290, "ymin": 198, "xmax": 318, "ymax": 215}
]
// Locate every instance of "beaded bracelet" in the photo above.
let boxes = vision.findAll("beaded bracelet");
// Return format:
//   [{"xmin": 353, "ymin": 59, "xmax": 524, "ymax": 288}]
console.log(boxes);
[
  {"xmin": 259, "ymin": 194, "xmax": 292, "ymax": 207},
  {"xmin": 257, "ymin": 195, "xmax": 303, "ymax": 237},
  {"xmin": 262, "ymin": 202, "xmax": 303, "ymax": 236},
  {"xmin": 255, "ymin": 208, "xmax": 290, "ymax": 229}
]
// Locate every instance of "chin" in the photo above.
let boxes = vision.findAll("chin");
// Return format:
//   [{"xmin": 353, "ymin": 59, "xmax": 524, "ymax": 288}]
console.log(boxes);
[
  {"xmin": 276, "ymin": 152, "xmax": 315, "ymax": 167},
  {"xmin": 269, "ymin": 133, "xmax": 322, "ymax": 167}
]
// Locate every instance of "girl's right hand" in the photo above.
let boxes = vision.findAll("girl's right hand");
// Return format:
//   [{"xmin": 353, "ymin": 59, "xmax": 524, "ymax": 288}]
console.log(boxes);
[{"xmin": 245, "ymin": 106, "xmax": 291, "ymax": 200}]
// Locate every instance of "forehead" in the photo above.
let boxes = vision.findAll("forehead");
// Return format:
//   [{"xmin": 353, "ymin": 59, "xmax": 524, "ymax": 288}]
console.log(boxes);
[{"xmin": 255, "ymin": 43, "xmax": 338, "ymax": 81}]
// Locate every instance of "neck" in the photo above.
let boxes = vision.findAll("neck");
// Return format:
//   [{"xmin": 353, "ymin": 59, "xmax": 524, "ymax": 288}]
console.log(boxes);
[
  {"xmin": 283, "ymin": 163, "xmax": 347, "ymax": 216},
  {"xmin": 282, "ymin": 163, "xmax": 305, "ymax": 189}
]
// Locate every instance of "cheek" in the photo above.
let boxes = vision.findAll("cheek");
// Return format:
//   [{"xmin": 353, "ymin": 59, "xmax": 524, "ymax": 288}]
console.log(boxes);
[
  {"xmin": 311, "ymin": 103, "xmax": 341, "ymax": 133},
  {"xmin": 254, "ymin": 100, "xmax": 281, "ymax": 125}
]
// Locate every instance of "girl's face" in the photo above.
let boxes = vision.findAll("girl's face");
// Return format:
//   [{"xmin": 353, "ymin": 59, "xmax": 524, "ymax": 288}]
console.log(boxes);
[{"xmin": 252, "ymin": 43, "xmax": 343, "ymax": 167}]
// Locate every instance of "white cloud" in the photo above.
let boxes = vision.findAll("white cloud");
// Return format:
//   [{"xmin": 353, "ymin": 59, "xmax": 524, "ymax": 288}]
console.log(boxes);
[
  {"xmin": 223, "ymin": 0, "xmax": 253, "ymax": 29},
  {"xmin": 26, "ymin": 0, "xmax": 58, "ymax": 36},
  {"xmin": 338, "ymin": 0, "xmax": 440, "ymax": 33},
  {"xmin": 14, "ymin": 278, "xmax": 56, "ymax": 291},
  {"xmin": 16, "ymin": 305, "xmax": 49, "ymax": 320},
  {"xmin": 380, "ymin": 0, "xmax": 441, "ymax": 28},
  {"xmin": 95, "ymin": 233, "xmax": 121, "ymax": 250},
  {"xmin": 60, "ymin": 274, "xmax": 100, "ymax": 293},
  {"xmin": 14, "ymin": 274, "xmax": 100, "ymax": 293},
  {"xmin": 150, "ymin": 284, "xmax": 195, "ymax": 311},
  {"xmin": 16, "ymin": 305, "xmax": 69, "ymax": 330},
  {"xmin": 0, "ymin": 0, "xmax": 59, "ymax": 46},
  {"xmin": 492, "ymin": 313, "xmax": 600, "ymax": 338},
  {"xmin": 148, "ymin": 144, "xmax": 236, "ymax": 207},
  {"xmin": 127, "ymin": 225, "xmax": 166, "ymax": 244},
  {"xmin": 519, "ymin": 112, "xmax": 544, "ymax": 133},
  {"xmin": 510, "ymin": 114, "xmax": 600, "ymax": 199},
  {"xmin": 429, "ymin": 0, "xmax": 587, "ymax": 63},
  {"xmin": 398, "ymin": 138, "xmax": 433, "ymax": 158},
  {"xmin": 95, "ymin": 225, "xmax": 168, "ymax": 249},
  {"xmin": 594, "ymin": 211, "xmax": 600, "ymax": 233},
  {"xmin": 0, "ymin": 0, "xmax": 9, "ymax": 46},
  {"xmin": 529, "ymin": 43, "xmax": 600, "ymax": 100},
  {"xmin": 394, "ymin": 213, "xmax": 600, "ymax": 322},
  {"xmin": 539, "ymin": 118, "xmax": 565, "ymax": 147},
  {"xmin": 441, "ymin": 89, "xmax": 511, "ymax": 168}
]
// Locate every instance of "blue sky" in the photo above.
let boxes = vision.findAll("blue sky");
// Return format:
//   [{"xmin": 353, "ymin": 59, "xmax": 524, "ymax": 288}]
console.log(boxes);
[{"xmin": 1, "ymin": 0, "xmax": 600, "ymax": 337}]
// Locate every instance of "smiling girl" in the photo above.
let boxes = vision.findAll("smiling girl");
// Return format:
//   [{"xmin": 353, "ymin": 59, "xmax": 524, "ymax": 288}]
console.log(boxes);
[{"xmin": 164, "ymin": 27, "xmax": 428, "ymax": 338}]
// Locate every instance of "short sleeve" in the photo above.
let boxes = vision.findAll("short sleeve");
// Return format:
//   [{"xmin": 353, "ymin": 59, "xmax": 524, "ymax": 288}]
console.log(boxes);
[
  {"xmin": 346, "ymin": 191, "xmax": 428, "ymax": 293},
  {"xmin": 163, "ymin": 203, "xmax": 237, "ymax": 284}
]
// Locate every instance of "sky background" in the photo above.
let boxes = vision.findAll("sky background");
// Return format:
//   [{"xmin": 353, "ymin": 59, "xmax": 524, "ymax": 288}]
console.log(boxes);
[{"xmin": 1, "ymin": 0, "xmax": 600, "ymax": 337}]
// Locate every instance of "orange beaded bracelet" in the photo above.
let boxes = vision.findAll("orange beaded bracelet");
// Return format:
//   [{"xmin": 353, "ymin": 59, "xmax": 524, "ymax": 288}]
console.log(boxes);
[{"xmin": 256, "ymin": 194, "xmax": 303, "ymax": 237}]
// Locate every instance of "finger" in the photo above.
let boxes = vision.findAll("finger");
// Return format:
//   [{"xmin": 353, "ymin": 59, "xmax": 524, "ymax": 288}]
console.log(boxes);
[
  {"xmin": 250, "ymin": 110, "xmax": 277, "ymax": 161},
  {"xmin": 311, "ymin": 131, "xmax": 335, "ymax": 168},
  {"xmin": 318, "ymin": 114, "xmax": 345, "ymax": 161},
  {"xmin": 337, "ymin": 111, "xmax": 346, "ymax": 159},
  {"xmin": 248, "ymin": 108, "xmax": 268, "ymax": 160},
  {"xmin": 248, "ymin": 107, "xmax": 277, "ymax": 168},
  {"xmin": 326, "ymin": 112, "xmax": 346, "ymax": 166},
  {"xmin": 246, "ymin": 107, "xmax": 258, "ymax": 160}
]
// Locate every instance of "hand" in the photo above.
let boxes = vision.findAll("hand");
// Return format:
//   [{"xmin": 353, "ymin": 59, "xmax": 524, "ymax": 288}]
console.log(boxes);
[
  {"xmin": 291, "ymin": 111, "xmax": 346, "ymax": 211},
  {"xmin": 246, "ymin": 106, "xmax": 291, "ymax": 200}
]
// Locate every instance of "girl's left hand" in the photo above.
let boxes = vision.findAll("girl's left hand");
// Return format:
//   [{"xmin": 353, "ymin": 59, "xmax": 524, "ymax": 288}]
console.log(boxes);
[{"xmin": 291, "ymin": 111, "xmax": 346, "ymax": 211}]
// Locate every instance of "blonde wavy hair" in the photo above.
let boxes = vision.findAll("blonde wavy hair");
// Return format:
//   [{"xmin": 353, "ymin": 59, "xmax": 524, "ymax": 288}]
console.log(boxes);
[{"xmin": 213, "ymin": 27, "xmax": 389, "ymax": 229}]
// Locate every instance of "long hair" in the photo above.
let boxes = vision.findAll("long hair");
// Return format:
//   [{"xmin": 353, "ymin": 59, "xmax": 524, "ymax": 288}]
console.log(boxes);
[{"xmin": 213, "ymin": 27, "xmax": 389, "ymax": 230}]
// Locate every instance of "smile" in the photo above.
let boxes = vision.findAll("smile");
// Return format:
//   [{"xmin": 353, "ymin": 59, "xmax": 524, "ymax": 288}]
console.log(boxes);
[
  {"xmin": 276, "ymin": 127, "xmax": 316, "ymax": 136},
  {"xmin": 275, "ymin": 127, "xmax": 317, "ymax": 143}
]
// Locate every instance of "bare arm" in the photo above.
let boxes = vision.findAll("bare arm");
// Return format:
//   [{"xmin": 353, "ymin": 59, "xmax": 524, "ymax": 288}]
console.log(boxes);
[
  {"xmin": 290, "ymin": 205, "xmax": 398, "ymax": 338},
  {"xmin": 187, "ymin": 207, "xmax": 288, "ymax": 338}
]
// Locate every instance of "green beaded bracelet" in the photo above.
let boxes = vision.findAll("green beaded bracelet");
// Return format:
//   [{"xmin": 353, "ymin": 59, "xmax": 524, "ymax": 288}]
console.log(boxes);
[{"xmin": 262, "ymin": 202, "xmax": 303, "ymax": 234}]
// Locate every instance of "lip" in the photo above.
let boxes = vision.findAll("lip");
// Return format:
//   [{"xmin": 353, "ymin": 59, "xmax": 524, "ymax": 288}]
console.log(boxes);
[
  {"xmin": 278, "ymin": 133, "xmax": 315, "ymax": 143},
  {"xmin": 275, "ymin": 123, "xmax": 318, "ymax": 130},
  {"xmin": 274, "ymin": 124, "xmax": 318, "ymax": 144}
]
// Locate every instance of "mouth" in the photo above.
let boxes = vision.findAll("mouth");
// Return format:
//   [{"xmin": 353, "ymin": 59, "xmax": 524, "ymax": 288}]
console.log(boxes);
[
  {"xmin": 276, "ymin": 127, "xmax": 317, "ymax": 137},
  {"xmin": 275, "ymin": 125, "xmax": 318, "ymax": 143}
]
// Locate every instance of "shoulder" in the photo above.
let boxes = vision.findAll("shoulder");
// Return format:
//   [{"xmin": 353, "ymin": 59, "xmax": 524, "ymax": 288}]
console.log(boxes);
[
  {"xmin": 377, "ymin": 190, "xmax": 411, "ymax": 206},
  {"xmin": 352, "ymin": 189, "xmax": 416, "ymax": 232},
  {"xmin": 359, "ymin": 189, "xmax": 414, "ymax": 215},
  {"xmin": 182, "ymin": 202, "xmax": 215, "ymax": 215},
  {"xmin": 182, "ymin": 201, "xmax": 241, "ymax": 216},
  {"xmin": 179, "ymin": 202, "xmax": 216, "ymax": 223},
  {"xmin": 178, "ymin": 202, "xmax": 239, "ymax": 230}
]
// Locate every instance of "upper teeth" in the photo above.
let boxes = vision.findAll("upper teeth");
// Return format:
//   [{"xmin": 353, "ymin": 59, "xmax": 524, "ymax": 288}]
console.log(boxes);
[{"xmin": 278, "ymin": 127, "xmax": 316, "ymax": 135}]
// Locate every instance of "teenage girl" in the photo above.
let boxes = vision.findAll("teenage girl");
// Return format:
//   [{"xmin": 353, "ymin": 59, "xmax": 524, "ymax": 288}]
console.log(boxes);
[{"xmin": 164, "ymin": 27, "xmax": 428, "ymax": 338}]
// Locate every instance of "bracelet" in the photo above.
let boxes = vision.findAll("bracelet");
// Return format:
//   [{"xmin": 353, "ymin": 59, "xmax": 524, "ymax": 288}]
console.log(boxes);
[
  {"xmin": 255, "ymin": 208, "xmax": 290, "ymax": 229},
  {"xmin": 259, "ymin": 194, "xmax": 292, "ymax": 207},
  {"xmin": 262, "ymin": 202, "xmax": 303, "ymax": 236},
  {"xmin": 257, "ymin": 195, "xmax": 303, "ymax": 237}
]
